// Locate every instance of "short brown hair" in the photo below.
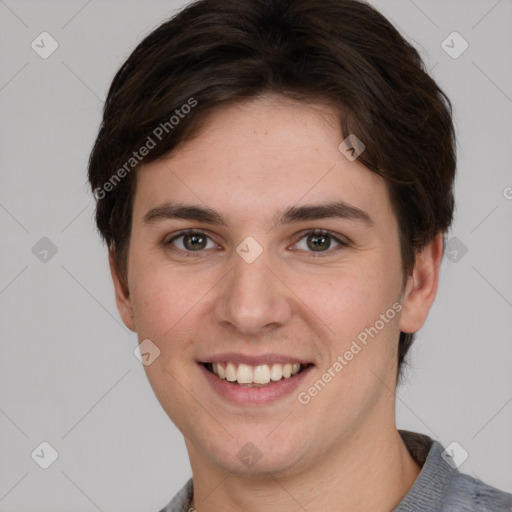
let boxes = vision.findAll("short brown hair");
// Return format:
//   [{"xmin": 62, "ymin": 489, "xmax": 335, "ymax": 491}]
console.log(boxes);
[{"xmin": 88, "ymin": 0, "xmax": 456, "ymax": 383}]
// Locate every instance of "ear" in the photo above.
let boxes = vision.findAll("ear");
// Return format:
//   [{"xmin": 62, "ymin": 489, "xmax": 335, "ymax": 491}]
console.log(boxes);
[
  {"xmin": 399, "ymin": 233, "xmax": 444, "ymax": 334},
  {"xmin": 108, "ymin": 249, "xmax": 136, "ymax": 332}
]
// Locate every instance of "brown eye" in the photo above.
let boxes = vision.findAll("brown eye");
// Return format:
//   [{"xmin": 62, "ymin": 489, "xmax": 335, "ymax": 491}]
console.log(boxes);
[
  {"xmin": 182, "ymin": 233, "xmax": 207, "ymax": 250},
  {"xmin": 306, "ymin": 232, "xmax": 332, "ymax": 251},
  {"xmin": 166, "ymin": 231, "xmax": 215, "ymax": 253},
  {"xmin": 293, "ymin": 229, "xmax": 348, "ymax": 255}
]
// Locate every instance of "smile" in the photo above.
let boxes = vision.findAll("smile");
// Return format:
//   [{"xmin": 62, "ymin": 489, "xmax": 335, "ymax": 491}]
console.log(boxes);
[{"xmin": 203, "ymin": 362, "xmax": 310, "ymax": 387}]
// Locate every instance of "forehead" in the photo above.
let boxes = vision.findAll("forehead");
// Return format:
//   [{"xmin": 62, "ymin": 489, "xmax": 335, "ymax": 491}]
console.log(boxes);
[{"xmin": 133, "ymin": 95, "xmax": 394, "ymax": 229}]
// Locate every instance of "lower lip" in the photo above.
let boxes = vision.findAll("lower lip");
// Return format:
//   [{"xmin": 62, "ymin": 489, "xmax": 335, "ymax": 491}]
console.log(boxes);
[{"xmin": 199, "ymin": 363, "xmax": 313, "ymax": 405}]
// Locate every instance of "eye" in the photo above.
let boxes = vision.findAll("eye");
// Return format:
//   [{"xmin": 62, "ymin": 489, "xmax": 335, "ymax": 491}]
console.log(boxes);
[
  {"xmin": 293, "ymin": 229, "xmax": 348, "ymax": 255},
  {"xmin": 164, "ymin": 228, "xmax": 349, "ymax": 258},
  {"xmin": 165, "ymin": 230, "xmax": 217, "ymax": 254}
]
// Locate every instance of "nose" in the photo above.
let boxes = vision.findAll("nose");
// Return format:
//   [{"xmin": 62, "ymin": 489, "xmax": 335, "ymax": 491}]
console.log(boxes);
[{"xmin": 214, "ymin": 248, "xmax": 293, "ymax": 336}]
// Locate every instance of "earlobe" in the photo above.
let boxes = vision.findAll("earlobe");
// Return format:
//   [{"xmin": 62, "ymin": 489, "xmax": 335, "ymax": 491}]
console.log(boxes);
[
  {"xmin": 108, "ymin": 249, "xmax": 136, "ymax": 332},
  {"xmin": 398, "ymin": 234, "xmax": 444, "ymax": 334}
]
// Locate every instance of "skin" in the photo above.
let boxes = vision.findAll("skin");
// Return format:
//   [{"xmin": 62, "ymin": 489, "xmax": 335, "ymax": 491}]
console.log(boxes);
[{"xmin": 110, "ymin": 94, "xmax": 443, "ymax": 512}]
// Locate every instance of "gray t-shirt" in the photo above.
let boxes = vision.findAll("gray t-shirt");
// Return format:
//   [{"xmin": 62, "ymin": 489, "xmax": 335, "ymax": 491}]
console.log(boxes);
[{"xmin": 158, "ymin": 430, "xmax": 512, "ymax": 511}]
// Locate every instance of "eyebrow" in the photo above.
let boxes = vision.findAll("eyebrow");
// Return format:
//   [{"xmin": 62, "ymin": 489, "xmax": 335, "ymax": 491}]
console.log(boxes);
[{"xmin": 142, "ymin": 200, "xmax": 373, "ymax": 228}]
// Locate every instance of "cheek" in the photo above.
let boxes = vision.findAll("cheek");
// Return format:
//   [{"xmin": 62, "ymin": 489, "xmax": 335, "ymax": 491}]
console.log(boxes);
[
  {"xmin": 129, "ymin": 259, "xmax": 204, "ymax": 343},
  {"xmin": 130, "ymin": 266, "xmax": 208, "ymax": 421},
  {"xmin": 292, "ymin": 264, "xmax": 402, "ymax": 424},
  {"xmin": 291, "ymin": 257, "xmax": 401, "ymax": 342}
]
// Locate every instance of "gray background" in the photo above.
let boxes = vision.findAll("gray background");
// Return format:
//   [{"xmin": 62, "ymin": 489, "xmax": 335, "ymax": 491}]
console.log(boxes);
[{"xmin": 1, "ymin": 0, "xmax": 511, "ymax": 510}]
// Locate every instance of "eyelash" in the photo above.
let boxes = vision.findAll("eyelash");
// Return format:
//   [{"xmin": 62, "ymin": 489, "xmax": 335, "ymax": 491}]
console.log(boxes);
[{"xmin": 163, "ymin": 229, "xmax": 350, "ymax": 258}]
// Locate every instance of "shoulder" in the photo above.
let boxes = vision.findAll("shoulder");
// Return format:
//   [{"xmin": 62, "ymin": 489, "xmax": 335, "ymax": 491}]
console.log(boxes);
[
  {"xmin": 157, "ymin": 478, "xmax": 194, "ymax": 512},
  {"xmin": 395, "ymin": 431, "xmax": 512, "ymax": 512},
  {"xmin": 442, "ymin": 471, "xmax": 512, "ymax": 512}
]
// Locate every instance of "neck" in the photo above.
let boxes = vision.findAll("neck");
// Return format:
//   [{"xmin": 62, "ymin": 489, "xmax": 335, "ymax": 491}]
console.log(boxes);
[{"xmin": 187, "ymin": 424, "xmax": 422, "ymax": 512}]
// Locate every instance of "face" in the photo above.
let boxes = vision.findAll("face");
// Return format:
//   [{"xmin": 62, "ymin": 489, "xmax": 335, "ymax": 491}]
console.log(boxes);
[{"xmin": 111, "ymin": 95, "xmax": 440, "ymax": 477}]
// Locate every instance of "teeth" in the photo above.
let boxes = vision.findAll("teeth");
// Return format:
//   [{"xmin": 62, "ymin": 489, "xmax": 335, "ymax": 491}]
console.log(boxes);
[
  {"xmin": 236, "ymin": 364, "xmax": 253, "ymax": 384},
  {"xmin": 225, "ymin": 362, "xmax": 237, "ymax": 382},
  {"xmin": 253, "ymin": 365, "xmax": 270, "ymax": 384},
  {"xmin": 270, "ymin": 364, "xmax": 283, "ymax": 381},
  {"xmin": 209, "ymin": 362, "xmax": 304, "ymax": 385}
]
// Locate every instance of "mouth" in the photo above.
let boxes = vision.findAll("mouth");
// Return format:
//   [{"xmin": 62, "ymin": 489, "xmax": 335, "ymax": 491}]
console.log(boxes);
[{"xmin": 201, "ymin": 361, "xmax": 312, "ymax": 387}]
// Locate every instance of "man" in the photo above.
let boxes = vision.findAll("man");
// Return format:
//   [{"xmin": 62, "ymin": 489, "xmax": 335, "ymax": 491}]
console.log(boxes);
[{"xmin": 88, "ymin": 0, "xmax": 512, "ymax": 510}]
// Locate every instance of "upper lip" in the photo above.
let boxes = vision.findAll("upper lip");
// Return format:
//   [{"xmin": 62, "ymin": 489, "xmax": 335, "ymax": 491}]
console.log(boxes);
[{"xmin": 199, "ymin": 352, "xmax": 314, "ymax": 366}]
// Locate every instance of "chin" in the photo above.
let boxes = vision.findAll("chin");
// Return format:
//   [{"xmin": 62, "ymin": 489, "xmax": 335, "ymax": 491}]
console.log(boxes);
[{"xmin": 198, "ymin": 430, "xmax": 310, "ymax": 477}]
